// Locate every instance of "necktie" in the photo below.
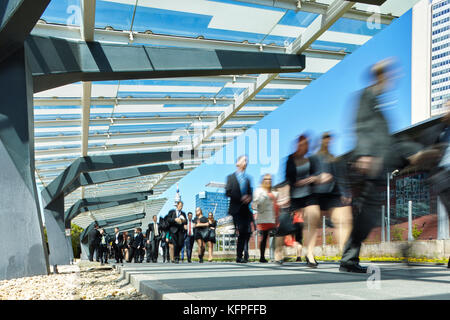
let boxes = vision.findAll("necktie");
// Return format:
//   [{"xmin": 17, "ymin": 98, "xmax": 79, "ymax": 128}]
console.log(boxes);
[
  {"xmin": 238, "ymin": 172, "xmax": 247, "ymax": 195},
  {"xmin": 188, "ymin": 220, "xmax": 191, "ymax": 236}
]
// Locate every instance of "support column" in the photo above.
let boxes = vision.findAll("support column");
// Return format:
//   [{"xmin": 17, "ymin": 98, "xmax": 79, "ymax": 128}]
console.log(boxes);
[
  {"xmin": 437, "ymin": 196, "xmax": 449, "ymax": 240},
  {"xmin": 44, "ymin": 194, "xmax": 73, "ymax": 266},
  {"xmin": 0, "ymin": 47, "xmax": 49, "ymax": 280}
]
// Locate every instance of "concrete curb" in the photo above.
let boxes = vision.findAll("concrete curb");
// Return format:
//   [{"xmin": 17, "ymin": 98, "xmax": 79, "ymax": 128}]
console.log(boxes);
[{"xmin": 115, "ymin": 265, "xmax": 200, "ymax": 300}]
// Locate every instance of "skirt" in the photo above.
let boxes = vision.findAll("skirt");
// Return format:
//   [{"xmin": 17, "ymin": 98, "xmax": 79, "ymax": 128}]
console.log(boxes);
[
  {"xmin": 290, "ymin": 195, "xmax": 318, "ymax": 212},
  {"xmin": 195, "ymin": 228, "xmax": 209, "ymax": 241}
]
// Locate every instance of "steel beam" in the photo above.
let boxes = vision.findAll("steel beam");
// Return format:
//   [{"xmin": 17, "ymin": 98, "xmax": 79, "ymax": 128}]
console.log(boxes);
[
  {"xmin": 103, "ymin": 222, "xmax": 142, "ymax": 236},
  {"xmin": 287, "ymin": 0, "xmax": 356, "ymax": 54},
  {"xmin": 0, "ymin": 0, "xmax": 50, "ymax": 62},
  {"xmin": 80, "ymin": 212, "xmax": 146, "ymax": 244},
  {"xmin": 34, "ymin": 97, "xmax": 286, "ymax": 107},
  {"xmin": 233, "ymin": 0, "xmax": 393, "ymax": 23},
  {"xmin": 65, "ymin": 190, "xmax": 152, "ymax": 226},
  {"xmin": 41, "ymin": 152, "xmax": 189, "ymax": 207},
  {"xmin": 26, "ymin": 35, "xmax": 305, "ymax": 93},
  {"xmin": 193, "ymin": 0, "xmax": 355, "ymax": 148}
]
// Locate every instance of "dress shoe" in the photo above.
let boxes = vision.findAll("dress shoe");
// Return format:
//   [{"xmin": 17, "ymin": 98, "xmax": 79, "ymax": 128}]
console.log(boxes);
[
  {"xmin": 305, "ymin": 256, "xmax": 318, "ymax": 268},
  {"xmin": 259, "ymin": 258, "xmax": 268, "ymax": 263},
  {"xmin": 339, "ymin": 264, "xmax": 368, "ymax": 273},
  {"xmin": 236, "ymin": 257, "xmax": 244, "ymax": 263},
  {"xmin": 296, "ymin": 257, "xmax": 302, "ymax": 262},
  {"xmin": 242, "ymin": 259, "xmax": 248, "ymax": 263}
]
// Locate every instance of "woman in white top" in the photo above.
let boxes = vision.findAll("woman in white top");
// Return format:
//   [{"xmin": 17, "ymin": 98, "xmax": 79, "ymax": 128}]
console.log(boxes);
[{"xmin": 252, "ymin": 174, "xmax": 279, "ymax": 263}]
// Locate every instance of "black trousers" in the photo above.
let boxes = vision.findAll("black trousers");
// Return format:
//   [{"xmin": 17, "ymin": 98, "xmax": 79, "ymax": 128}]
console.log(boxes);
[
  {"xmin": 99, "ymin": 245, "xmax": 108, "ymax": 263},
  {"xmin": 145, "ymin": 243, "xmax": 152, "ymax": 262},
  {"xmin": 151, "ymin": 238, "xmax": 161, "ymax": 262},
  {"xmin": 184, "ymin": 235, "xmax": 195, "ymax": 261},
  {"xmin": 89, "ymin": 243, "xmax": 101, "ymax": 261},
  {"xmin": 88, "ymin": 243, "xmax": 96, "ymax": 261},
  {"xmin": 161, "ymin": 242, "xmax": 170, "ymax": 262},
  {"xmin": 113, "ymin": 244, "xmax": 123, "ymax": 262},
  {"xmin": 236, "ymin": 225, "xmax": 251, "ymax": 260},
  {"xmin": 128, "ymin": 247, "xmax": 141, "ymax": 263},
  {"xmin": 341, "ymin": 180, "xmax": 384, "ymax": 266},
  {"xmin": 171, "ymin": 231, "xmax": 185, "ymax": 261}
]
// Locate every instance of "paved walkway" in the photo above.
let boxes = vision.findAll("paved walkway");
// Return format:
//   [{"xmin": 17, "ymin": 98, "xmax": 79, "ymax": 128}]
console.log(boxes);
[{"xmin": 115, "ymin": 261, "xmax": 450, "ymax": 300}]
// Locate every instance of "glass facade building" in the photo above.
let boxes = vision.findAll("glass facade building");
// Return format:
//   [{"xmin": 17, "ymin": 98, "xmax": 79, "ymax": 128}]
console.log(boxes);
[
  {"xmin": 394, "ymin": 173, "xmax": 431, "ymax": 218},
  {"xmin": 195, "ymin": 191, "xmax": 230, "ymax": 221},
  {"xmin": 431, "ymin": 0, "xmax": 450, "ymax": 115}
]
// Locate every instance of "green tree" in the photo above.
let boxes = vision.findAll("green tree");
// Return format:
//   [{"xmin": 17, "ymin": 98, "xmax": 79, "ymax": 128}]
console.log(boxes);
[{"xmin": 71, "ymin": 224, "xmax": 84, "ymax": 259}]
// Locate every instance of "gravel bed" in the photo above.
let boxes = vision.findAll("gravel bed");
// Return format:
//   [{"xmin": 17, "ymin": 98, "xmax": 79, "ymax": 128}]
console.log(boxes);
[{"xmin": 0, "ymin": 260, "xmax": 149, "ymax": 300}]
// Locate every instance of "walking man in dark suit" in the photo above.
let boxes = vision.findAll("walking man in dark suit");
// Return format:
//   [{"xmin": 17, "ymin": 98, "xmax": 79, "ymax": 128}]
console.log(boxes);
[
  {"xmin": 112, "ymin": 227, "xmax": 124, "ymax": 263},
  {"xmin": 88, "ymin": 224, "xmax": 101, "ymax": 262},
  {"xmin": 146, "ymin": 215, "xmax": 162, "ymax": 263},
  {"xmin": 166, "ymin": 201, "xmax": 187, "ymax": 263},
  {"xmin": 226, "ymin": 155, "xmax": 255, "ymax": 263},
  {"xmin": 340, "ymin": 59, "xmax": 424, "ymax": 273},
  {"xmin": 128, "ymin": 228, "xmax": 144, "ymax": 263},
  {"xmin": 184, "ymin": 212, "xmax": 195, "ymax": 263}
]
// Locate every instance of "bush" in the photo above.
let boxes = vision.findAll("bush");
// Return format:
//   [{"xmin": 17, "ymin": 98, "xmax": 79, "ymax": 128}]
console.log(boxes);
[
  {"xmin": 71, "ymin": 224, "xmax": 84, "ymax": 258},
  {"xmin": 412, "ymin": 223, "xmax": 424, "ymax": 240},
  {"xmin": 326, "ymin": 232, "xmax": 334, "ymax": 245},
  {"xmin": 392, "ymin": 226, "xmax": 404, "ymax": 241}
]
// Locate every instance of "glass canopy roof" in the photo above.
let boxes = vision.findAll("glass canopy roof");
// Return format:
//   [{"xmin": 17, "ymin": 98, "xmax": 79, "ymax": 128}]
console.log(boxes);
[{"xmin": 31, "ymin": 0, "xmax": 418, "ymax": 229}]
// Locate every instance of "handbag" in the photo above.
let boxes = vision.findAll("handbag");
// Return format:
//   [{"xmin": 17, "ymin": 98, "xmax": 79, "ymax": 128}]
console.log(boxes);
[
  {"xmin": 276, "ymin": 209, "xmax": 297, "ymax": 236},
  {"xmin": 207, "ymin": 228, "xmax": 216, "ymax": 240}
]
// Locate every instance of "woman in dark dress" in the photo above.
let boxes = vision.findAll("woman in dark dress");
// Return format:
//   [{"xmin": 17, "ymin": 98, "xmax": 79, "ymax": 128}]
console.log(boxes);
[
  {"xmin": 285, "ymin": 134, "xmax": 332, "ymax": 268},
  {"xmin": 315, "ymin": 132, "xmax": 353, "ymax": 252},
  {"xmin": 193, "ymin": 207, "xmax": 209, "ymax": 263},
  {"xmin": 206, "ymin": 212, "xmax": 217, "ymax": 262}
]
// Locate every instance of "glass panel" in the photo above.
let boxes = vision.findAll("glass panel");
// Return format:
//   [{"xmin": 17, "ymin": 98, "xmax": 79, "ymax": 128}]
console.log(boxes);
[
  {"xmin": 131, "ymin": 0, "xmax": 283, "ymax": 43},
  {"xmin": 41, "ymin": 0, "xmax": 81, "ymax": 26},
  {"xmin": 95, "ymin": 0, "xmax": 134, "ymax": 30}
]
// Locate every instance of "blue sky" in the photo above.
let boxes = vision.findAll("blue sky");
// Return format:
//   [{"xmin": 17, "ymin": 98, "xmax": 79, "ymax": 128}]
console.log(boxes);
[{"xmin": 157, "ymin": 9, "xmax": 413, "ymax": 217}]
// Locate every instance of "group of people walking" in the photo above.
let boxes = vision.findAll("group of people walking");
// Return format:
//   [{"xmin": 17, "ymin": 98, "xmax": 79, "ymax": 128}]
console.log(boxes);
[
  {"xmin": 225, "ymin": 59, "xmax": 450, "ymax": 271},
  {"xmin": 88, "ymin": 203, "xmax": 219, "ymax": 264},
  {"xmin": 88, "ymin": 59, "xmax": 449, "ymax": 270}
]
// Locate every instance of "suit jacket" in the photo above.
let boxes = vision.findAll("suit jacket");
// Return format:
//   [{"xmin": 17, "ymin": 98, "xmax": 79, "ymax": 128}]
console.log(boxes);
[
  {"xmin": 146, "ymin": 223, "xmax": 162, "ymax": 241},
  {"xmin": 88, "ymin": 228, "xmax": 101, "ymax": 246},
  {"xmin": 130, "ymin": 232, "xmax": 144, "ymax": 249},
  {"xmin": 166, "ymin": 209, "xmax": 187, "ymax": 234},
  {"xmin": 353, "ymin": 86, "xmax": 423, "ymax": 175},
  {"xmin": 225, "ymin": 172, "xmax": 254, "ymax": 227},
  {"xmin": 353, "ymin": 87, "xmax": 392, "ymax": 161},
  {"xmin": 113, "ymin": 232, "xmax": 124, "ymax": 248}
]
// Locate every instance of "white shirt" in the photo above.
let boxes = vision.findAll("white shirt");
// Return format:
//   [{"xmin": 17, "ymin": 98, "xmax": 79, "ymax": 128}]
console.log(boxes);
[{"xmin": 153, "ymin": 223, "xmax": 159, "ymax": 236}]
